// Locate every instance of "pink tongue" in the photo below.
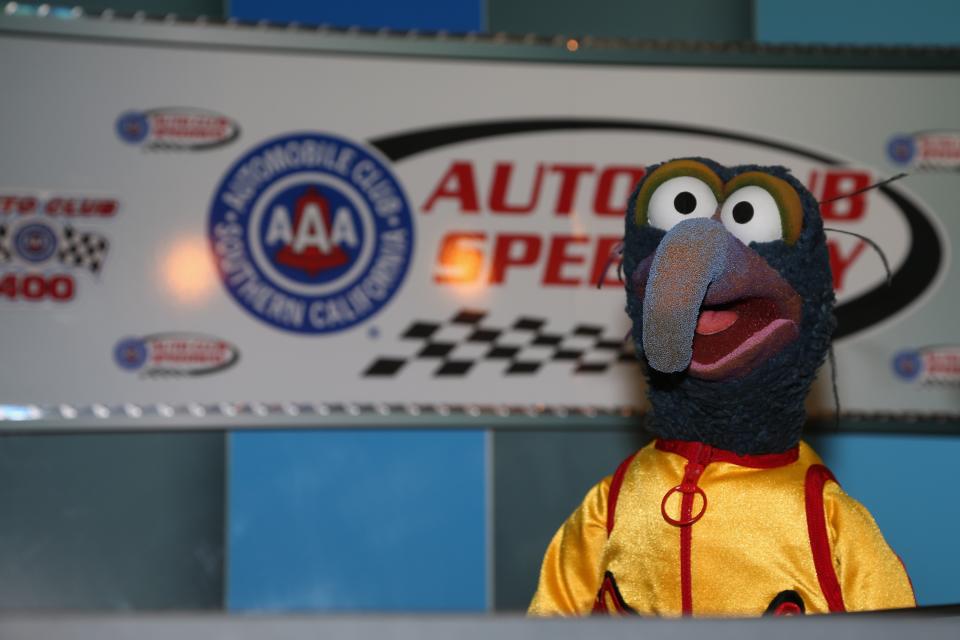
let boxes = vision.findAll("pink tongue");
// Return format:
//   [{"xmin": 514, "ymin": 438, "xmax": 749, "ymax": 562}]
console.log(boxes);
[{"xmin": 695, "ymin": 310, "xmax": 738, "ymax": 336}]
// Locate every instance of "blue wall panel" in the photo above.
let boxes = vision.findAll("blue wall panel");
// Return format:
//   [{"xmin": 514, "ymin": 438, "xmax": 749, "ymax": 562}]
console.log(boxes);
[
  {"xmin": 807, "ymin": 433, "xmax": 960, "ymax": 606},
  {"xmin": 228, "ymin": 430, "xmax": 487, "ymax": 611},
  {"xmin": 230, "ymin": 0, "xmax": 484, "ymax": 32}
]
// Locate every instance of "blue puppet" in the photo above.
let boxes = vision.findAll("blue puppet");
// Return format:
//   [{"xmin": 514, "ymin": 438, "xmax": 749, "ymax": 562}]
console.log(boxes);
[{"xmin": 530, "ymin": 159, "xmax": 914, "ymax": 617}]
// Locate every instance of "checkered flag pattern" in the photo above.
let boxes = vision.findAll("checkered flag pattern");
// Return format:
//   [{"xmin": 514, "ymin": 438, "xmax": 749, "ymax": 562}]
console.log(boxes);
[
  {"xmin": 364, "ymin": 309, "xmax": 638, "ymax": 377},
  {"xmin": 0, "ymin": 225, "xmax": 10, "ymax": 263},
  {"xmin": 58, "ymin": 226, "xmax": 109, "ymax": 274}
]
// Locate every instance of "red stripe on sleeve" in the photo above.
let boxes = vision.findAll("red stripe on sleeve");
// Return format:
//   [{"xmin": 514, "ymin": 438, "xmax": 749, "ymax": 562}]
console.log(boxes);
[
  {"xmin": 805, "ymin": 464, "xmax": 847, "ymax": 613},
  {"xmin": 606, "ymin": 452, "xmax": 638, "ymax": 536}
]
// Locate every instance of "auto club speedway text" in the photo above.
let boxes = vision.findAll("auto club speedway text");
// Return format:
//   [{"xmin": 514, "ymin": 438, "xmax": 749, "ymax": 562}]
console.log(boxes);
[{"xmin": 422, "ymin": 161, "xmax": 877, "ymax": 293}]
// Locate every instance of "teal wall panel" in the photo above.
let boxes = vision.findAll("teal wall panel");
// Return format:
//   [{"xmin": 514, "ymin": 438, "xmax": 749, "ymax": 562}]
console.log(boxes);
[
  {"xmin": 756, "ymin": 0, "xmax": 960, "ymax": 45},
  {"xmin": 493, "ymin": 427, "xmax": 651, "ymax": 611},
  {"xmin": 488, "ymin": 0, "xmax": 751, "ymax": 40},
  {"xmin": 0, "ymin": 432, "xmax": 225, "ymax": 609}
]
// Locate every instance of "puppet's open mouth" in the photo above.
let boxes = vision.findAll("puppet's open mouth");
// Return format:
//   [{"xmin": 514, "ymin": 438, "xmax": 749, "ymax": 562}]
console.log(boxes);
[
  {"xmin": 689, "ymin": 298, "xmax": 799, "ymax": 380},
  {"xmin": 638, "ymin": 218, "xmax": 805, "ymax": 381}
]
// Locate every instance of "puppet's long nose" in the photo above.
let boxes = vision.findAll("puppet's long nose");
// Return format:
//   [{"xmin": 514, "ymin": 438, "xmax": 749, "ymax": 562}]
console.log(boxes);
[{"xmin": 642, "ymin": 218, "xmax": 733, "ymax": 373}]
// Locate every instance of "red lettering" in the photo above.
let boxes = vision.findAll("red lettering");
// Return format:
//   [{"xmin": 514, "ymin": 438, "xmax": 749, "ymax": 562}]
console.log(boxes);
[
  {"xmin": 551, "ymin": 164, "xmax": 593, "ymax": 215},
  {"xmin": 423, "ymin": 162, "xmax": 649, "ymax": 217},
  {"xmin": 543, "ymin": 235, "xmax": 589, "ymax": 286},
  {"xmin": 594, "ymin": 166, "xmax": 646, "ymax": 216},
  {"xmin": 43, "ymin": 198, "xmax": 117, "ymax": 217},
  {"xmin": 926, "ymin": 352, "xmax": 960, "ymax": 375},
  {"xmin": 590, "ymin": 236, "xmax": 624, "ymax": 289},
  {"xmin": 50, "ymin": 275, "xmax": 74, "ymax": 300},
  {"xmin": 489, "ymin": 162, "xmax": 545, "ymax": 214},
  {"xmin": 920, "ymin": 136, "xmax": 960, "ymax": 160},
  {"xmin": 489, "ymin": 234, "xmax": 541, "ymax": 284},
  {"xmin": 0, "ymin": 273, "xmax": 74, "ymax": 301},
  {"xmin": 812, "ymin": 170, "xmax": 871, "ymax": 221},
  {"xmin": 422, "ymin": 161, "xmax": 480, "ymax": 213},
  {"xmin": 97, "ymin": 200, "xmax": 119, "ymax": 216},
  {"xmin": 432, "ymin": 232, "xmax": 636, "ymax": 289},
  {"xmin": 434, "ymin": 232, "xmax": 486, "ymax": 284},
  {"xmin": 44, "ymin": 198, "xmax": 65, "ymax": 215},
  {"xmin": 0, "ymin": 196, "xmax": 37, "ymax": 215},
  {"xmin": 828, "ymin": 239, "xmax": 866, "ymax": 291},
  {"xmin": 0, "ymin": 274, "xmax": 15, "ymax": 298}
]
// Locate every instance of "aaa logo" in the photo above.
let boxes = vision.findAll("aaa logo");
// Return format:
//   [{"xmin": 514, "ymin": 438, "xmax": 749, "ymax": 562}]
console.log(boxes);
[{"xmin": 209, "ymin": 132, "xmax": 414, "ymax": 334}]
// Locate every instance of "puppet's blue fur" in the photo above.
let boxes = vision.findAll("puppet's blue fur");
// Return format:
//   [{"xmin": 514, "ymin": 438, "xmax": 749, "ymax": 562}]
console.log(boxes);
[{"xmin": 623, "ymin": 158, "xmax": 835, "ymax": 455}]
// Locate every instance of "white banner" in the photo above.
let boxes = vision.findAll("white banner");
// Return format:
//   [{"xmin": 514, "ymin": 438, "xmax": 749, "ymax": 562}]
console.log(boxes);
[{"xmin": 1, "ymin": 19, "xmax": 958, "ymax": 424}]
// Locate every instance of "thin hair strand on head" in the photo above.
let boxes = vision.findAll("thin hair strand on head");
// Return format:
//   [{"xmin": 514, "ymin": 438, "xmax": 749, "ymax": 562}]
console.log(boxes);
[
  {"xmin": 823, "ymin": 228, "xmax": 892, "ymax": 286},
  {"xmin": 596, "ymin": 241, "xmax": 625, "ymax": 289}
]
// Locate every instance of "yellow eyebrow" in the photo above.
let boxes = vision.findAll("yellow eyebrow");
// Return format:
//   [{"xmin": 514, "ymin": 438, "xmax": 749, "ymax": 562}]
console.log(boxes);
[
  {"xmin": 635, "ymin": 160, "xmax": 723, "ymax": 227},
  {"xmin": 723, "ymin": 172, "xmax": 803, "ymax": 245}
]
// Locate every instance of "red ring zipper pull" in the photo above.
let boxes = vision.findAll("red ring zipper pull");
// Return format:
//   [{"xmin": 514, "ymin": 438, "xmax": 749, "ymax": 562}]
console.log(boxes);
[{"xmin": 661, "ymin": 459, "xmax": 709, "ymax": 527}]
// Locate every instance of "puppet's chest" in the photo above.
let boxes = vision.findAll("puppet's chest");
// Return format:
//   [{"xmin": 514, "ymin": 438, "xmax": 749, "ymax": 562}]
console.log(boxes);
[{"xmin": 596, "ymin": 441, "xmax": 831, "ymax": 616}]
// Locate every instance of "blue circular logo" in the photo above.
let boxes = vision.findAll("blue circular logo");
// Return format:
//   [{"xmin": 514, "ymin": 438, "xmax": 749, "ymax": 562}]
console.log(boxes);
[
  {"xmin": 892, "ymin": 350, "xmax": 923, "ymax": 381},
  {"xmin": 14, "ymin": 223, "xmax": 57, "ymax": 262},
  {"xmin": 114, "ymin": 338, "xmax": 148, "ymax": 371},
  {"xmin": 116, "ymin": 111, "xmax": 150, "ymax": 144},
  {"xmin": 208, "ymin": 132, "xmax": 415, "ymax": 334},
  {"xmin": 886, "ymin": 135, "xmax": 916, "ymax": 166}
]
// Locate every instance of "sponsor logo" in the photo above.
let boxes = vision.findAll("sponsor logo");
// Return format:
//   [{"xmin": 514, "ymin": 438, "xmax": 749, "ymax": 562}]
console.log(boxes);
[
  {"xmin": 0, "ymin": 192, "xmax": 116, "ymax": 302},
  {"xmin": 114, "ymin": 333, "xmax": 240, "ymax": 377},
  {"xmin": 893, "ymin": 346, "xmax": 960, "ymax": 385},
  {"xmin": 209, "ymin": 132, "xmax": 415, "ymax": 334},
  {"xmin": 15, "ymin": 223, "xmax": 58, "ymax": 263},
  {"xmin": 369, "ymin": 119, "xmax": 947, "ymax": 339},
  {"xmin": 116, "ymin": 108, "xmax": 240, "ymax": 150},
  {"xmin": 887, "ymin": 131, "xmax": 960, "ymax": 170}
]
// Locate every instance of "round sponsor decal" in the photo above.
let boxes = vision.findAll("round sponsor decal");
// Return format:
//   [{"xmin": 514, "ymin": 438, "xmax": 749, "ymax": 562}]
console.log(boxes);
[
  {"xmin": 892, "ymin": 350, "xmax": 922, "ymax": 381},
  {"xmin": 116, "ymin": 108, "xmax": 240, "ymax": 150},
  {"xmin": 892, "ymin": 346, "xmax": 960, "ymax": 385},
  {"xmin": 886, "ymin": 131, "xmax": 960, "ymax": 170},
  {"xmin": 113, "ymin": 333, "xmax": 240, "ymax": 376},
  {"xmin": 14, "ymin": 223, "xmax": 58, "ymax": 262},
  {"xmin": 209, "ymin": 132, "xmax": 414, "ymax": 334},
  {"xmin": 886, "ymin": 135, "xmax": 916, "ymax": 166},
  {"xmin": 114, "ymin": 337, "xmax": 149, "ymax": 371},
  {"xmin": 116, "ymin": 111, "xmax": 150, "ymax": 144}
]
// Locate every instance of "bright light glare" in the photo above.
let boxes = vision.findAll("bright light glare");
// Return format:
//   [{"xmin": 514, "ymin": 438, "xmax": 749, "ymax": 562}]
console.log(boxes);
[
  {"xmin": 161, "ymin": 236, "xmax": 218, "ymax": 304},
  {"xmin": 0, "ymin": 405, "xmax": 41, "ymax": 421},
  {"xmin": 434, "ymin": 235, "xmax": 491, "ymax": 304}
]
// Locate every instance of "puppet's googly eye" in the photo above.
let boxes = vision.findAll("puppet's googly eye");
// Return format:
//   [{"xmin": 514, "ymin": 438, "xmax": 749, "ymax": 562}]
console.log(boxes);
[
  {"xmin": 646, "ymin": 176, "xmax": 719, "ymax": 231},
  {"xmin": 719, "ymin": 186, "xmax": 784, "ymax": 245}
]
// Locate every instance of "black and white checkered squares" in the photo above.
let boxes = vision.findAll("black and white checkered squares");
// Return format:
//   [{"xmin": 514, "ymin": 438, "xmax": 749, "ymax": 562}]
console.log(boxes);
[
  {"xmin": 364, "ymin": 309, "xmax": 637, "ymax": 377},
  {"xmin": 0, "ymin": 225, "xmax": 10, "ymax": 263},
  {"xmin": 58, "ymin": 226, "xmax": 109, "ymax": 274},
  {"xmin": 0, "ymin": 223, "xmax": 109, "ymax": 271}
]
